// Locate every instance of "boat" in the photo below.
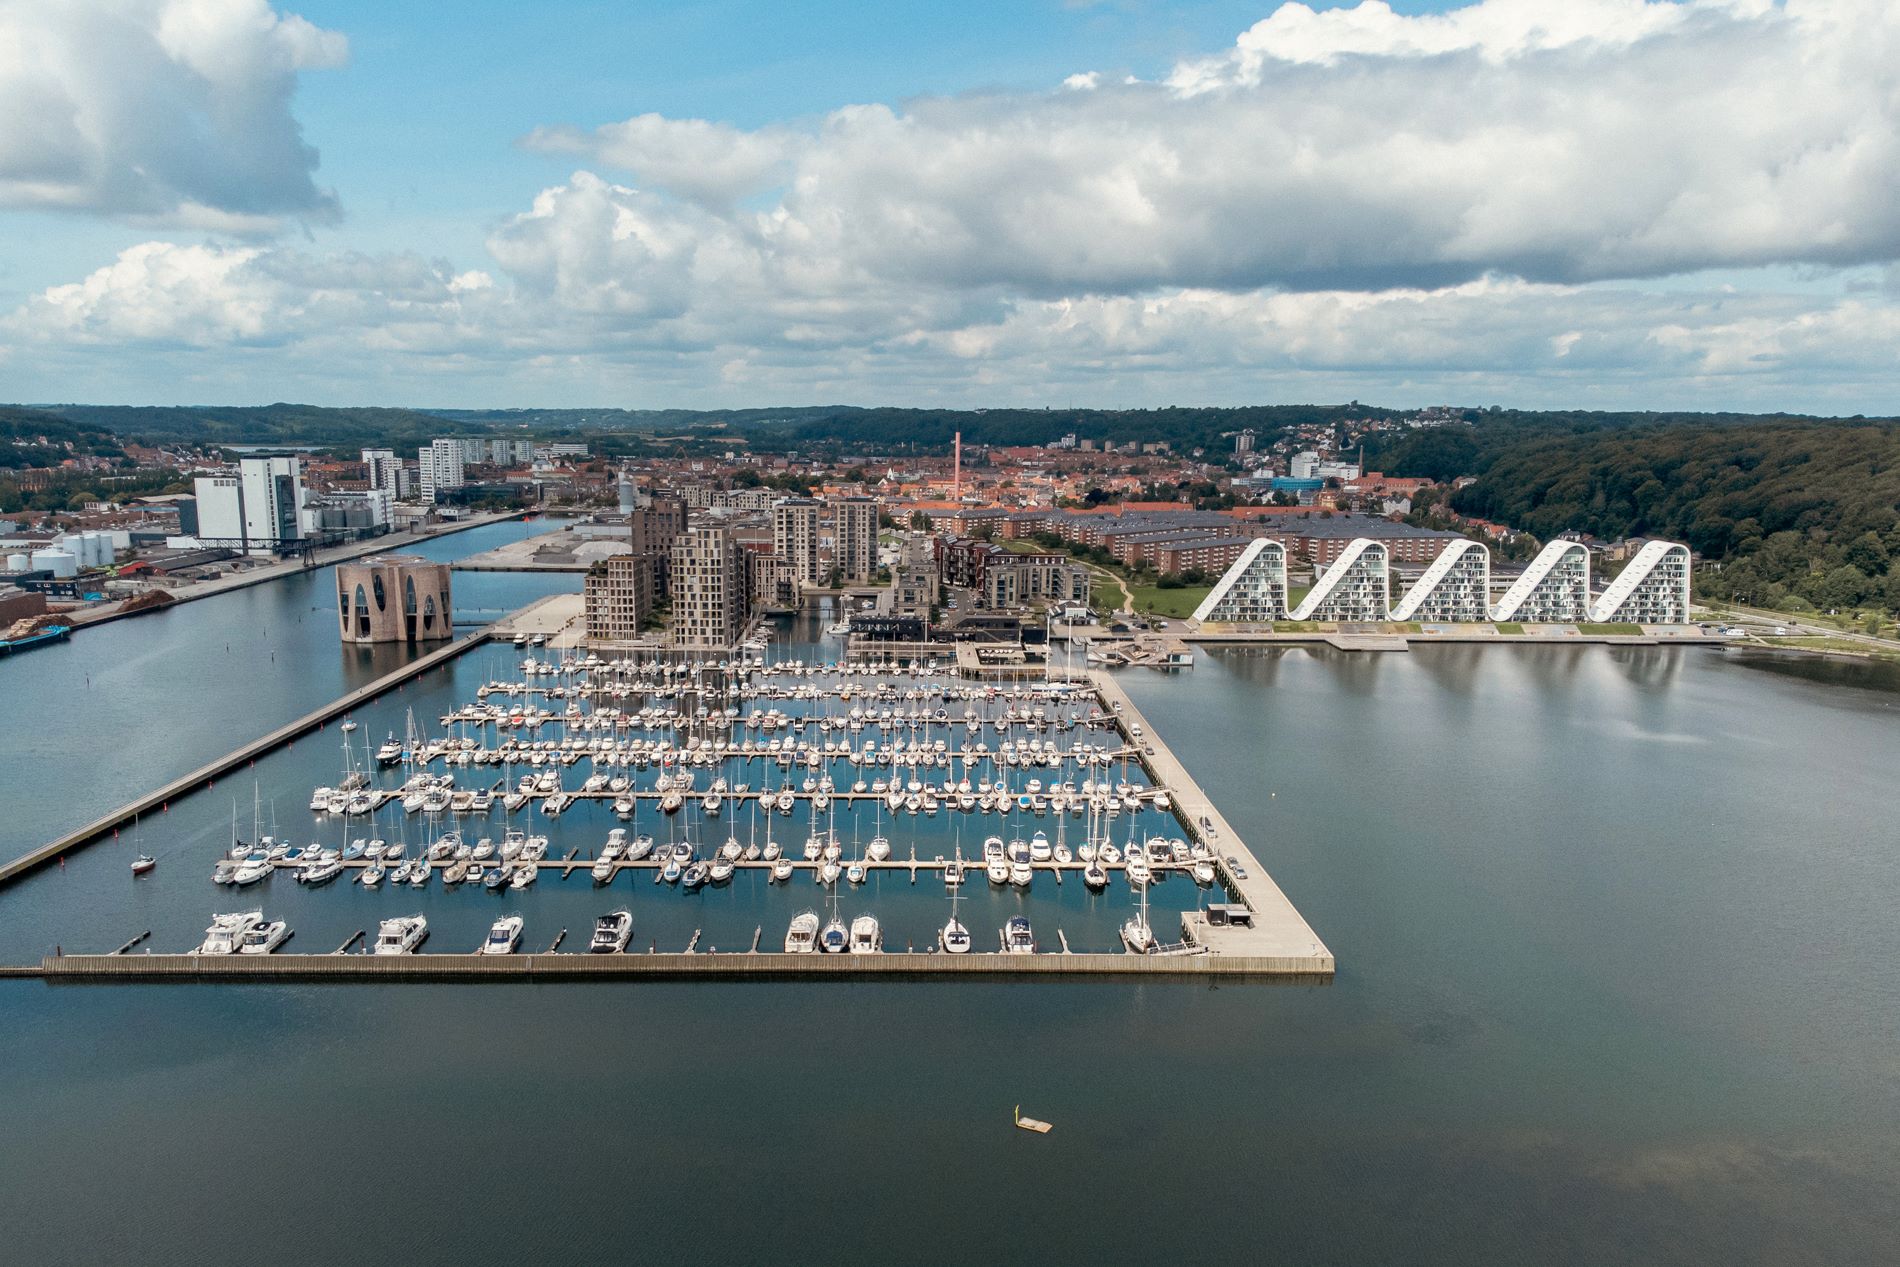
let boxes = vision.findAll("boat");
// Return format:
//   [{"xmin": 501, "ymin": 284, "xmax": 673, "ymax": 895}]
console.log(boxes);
[
  {"xmin": 196, "ymin": 910, "xmax": 261, "ymax": 955},
  {"xmin": 481, "ymin": 915, "xmax": 523, "ymax": 955},
  {"xmin": 375, "ymin": 734, "xmax": 404, "ymax": 766},
  {"xmin": 625, "ymin": 834, "xmax": 655, "ymax": 862},
  {"xmin": 709, "ymin": 856, "xmax": 735, "ymax": 883},
  {"xmin": 1001, "ymin": 915, "xmax": 1036, "ymax": 954},
  {"xmin": 482, "ymin": 865, "xmax": 510, "ymax": 891},
  {"xmin": 591, "ymin": 853, "xmax": 616, "ymax": 884},
  {"xmin": 0, "ymin": 622, "xmax": 71, "ymax": 656},
  {"xmin": 1083, "ymin": 859, "xmax": 1107, "ymax": 890},
  {"xmin": 849, "ymin": 914, "xmax": 881, "ymax": 953},
  {"xmin": 819, "ymin": 860, "xmax": 841, "ymax": 885},
  {"xmin": 771, "ymin": 858, "xmax": 794, "ymax": 882},
  {"xmin": 589, "ymin": 909, "xmax": 633, "ymax": 953},
  {"xmin": 681, "ymin": 860, "xmax": 711, "ymax": 890},
  {"xmin": 360, "ymin": 861, "xmax": 385, "ymax": 888},
  {"xmin": 1192, "ymin": 860, "xmax": 1216, "ymax": 886},
  {"xmin": 371, "ymin": 915, "xmax": 428, "ymax": 955},
  {"xmin": 785, "ymin": 910, "xmax": 820, "ymax": 953},
  {"xmin": 238, "ymin": 919, "xmax": 290, "ymax": 954},
  {"xmin": 941, "ymin": 889, "xmax": 971, "ymax": 954},
  {"xmin": 230, "ymin": 858, "xmax": 271, "ymax": 886},
  {"xmin": 819, "ymin": 914, "xmax": 849, "ymax": 953},
  {"xmin": 1121, "ymin": 879, "xmax": 1156, "ymax": 954},
  {"xmin": 846, "ymin": 861, "xmax": 866, "ymax": 885},
  {"xmin": 130, "ymin": 853, "xmax": 156, "ymax": 876},
  {"xmin": 511, "ymin": 863, "xmax": 537, "ymax": 889},
  {"xmin": 299, "ymin": 857, "xmax": 343, "ymax": 885},
  {"xmin": 1029, "ymin": 831, "xmax": 1052, "ymax": 863}
]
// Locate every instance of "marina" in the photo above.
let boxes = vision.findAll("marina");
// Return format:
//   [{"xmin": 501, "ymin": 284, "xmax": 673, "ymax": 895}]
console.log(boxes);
[{"xmin": 7, "ymin": 593, "xmax": 1330, "ymax": 976}]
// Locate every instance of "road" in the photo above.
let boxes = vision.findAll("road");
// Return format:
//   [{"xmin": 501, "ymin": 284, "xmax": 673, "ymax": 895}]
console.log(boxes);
[{"xmin": 1702, "ymin": 600, "xmax": 1900, "ymax": 656}]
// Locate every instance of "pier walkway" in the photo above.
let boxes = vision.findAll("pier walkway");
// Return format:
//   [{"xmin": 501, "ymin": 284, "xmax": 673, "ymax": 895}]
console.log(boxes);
[
  {"xmin": 1089, "ymin": 670, "xmax": 1334, "ymax": 972},
  {"xmin": 33, "ymin": 950, "xmax": 1320, "ymax": 980}
]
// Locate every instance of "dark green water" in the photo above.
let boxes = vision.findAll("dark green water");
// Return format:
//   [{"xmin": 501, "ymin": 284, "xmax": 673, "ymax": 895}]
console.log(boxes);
[{"xmin": 3, "ymin": 568, "xmax": 1897, "ymax": 1263}]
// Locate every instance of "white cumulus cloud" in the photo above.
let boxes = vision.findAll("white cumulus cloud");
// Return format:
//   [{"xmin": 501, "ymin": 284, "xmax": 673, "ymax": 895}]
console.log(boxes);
[{"xmin": 0, "ymin": 0, "xmax": 345, "ymax": 229}]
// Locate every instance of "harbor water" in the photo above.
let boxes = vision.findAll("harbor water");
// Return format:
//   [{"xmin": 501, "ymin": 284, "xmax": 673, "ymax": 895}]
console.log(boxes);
[{"xmin": 3, "ymin": 548, "xmax": 1898, "ymax": 1263}]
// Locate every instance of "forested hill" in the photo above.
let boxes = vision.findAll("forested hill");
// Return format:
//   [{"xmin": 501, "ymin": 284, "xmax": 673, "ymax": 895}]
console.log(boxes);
[{"xmin": 1411, "ymin": 418, "xmax": 1900, "ymax": 613}]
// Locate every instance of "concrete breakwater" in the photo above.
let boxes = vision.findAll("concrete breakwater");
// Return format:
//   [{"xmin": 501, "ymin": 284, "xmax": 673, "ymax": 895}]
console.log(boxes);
[{"xmin": 34, "ymin": 949, "xmax": 1333, "ymax": 980}]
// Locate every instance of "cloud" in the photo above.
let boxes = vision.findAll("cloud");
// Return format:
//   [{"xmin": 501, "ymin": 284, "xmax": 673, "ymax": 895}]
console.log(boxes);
[
  {"xmin": 537, "ymin": 0, "xmax": 1899, "ymax": 294},
  {"xmin": 0, "ymin": 0, "xmax": 345, "ymax": 229},
  {"xmin": 9, "ymin": 0, "xmax": 1900, "ymax": 409}
]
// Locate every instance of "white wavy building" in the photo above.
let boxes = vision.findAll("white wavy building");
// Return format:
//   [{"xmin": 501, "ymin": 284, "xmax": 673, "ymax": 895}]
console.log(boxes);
[
  {"xmin": 1490, "ymin": 540, "xmax": 1592, "ymax": 623},
  {"xmin": 1390, "ymin": 539, "xmax": 1491, "ymax": 622},
  {"xmin": 1191, "ymin": 539, "xmax": 1290, "ymax": 623},
  {"xmin": 1292, "ymin": 539, "xmax": 1389, "ymax": 622},
  {"xmin": 1589, "ymin": 540, "xmax": 1692, "ymax": 624}
]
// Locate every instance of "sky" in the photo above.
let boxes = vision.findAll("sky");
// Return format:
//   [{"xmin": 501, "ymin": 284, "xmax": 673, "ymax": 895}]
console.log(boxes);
[{"xmin": 2, "ymin": 0, "xmax": 1898, "ymax": 414}]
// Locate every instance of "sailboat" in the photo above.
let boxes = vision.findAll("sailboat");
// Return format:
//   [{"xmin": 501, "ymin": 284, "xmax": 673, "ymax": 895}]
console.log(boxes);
[
  {"xmin": 940, "ymin": 884, "xmax": 970, "ymax": 954},
  {"xmin": 1120, "ymin": 867, "xmax": 1155, "ymax": 954},
  {"xmin": 129, "ymin": 812, "xmax": 154, "ymax": 875}
]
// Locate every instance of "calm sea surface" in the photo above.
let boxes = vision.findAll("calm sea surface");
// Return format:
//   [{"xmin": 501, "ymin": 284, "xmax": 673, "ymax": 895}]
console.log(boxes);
[{"xmin": 2, "ymin": 549, "xmax": 1896, "ymax": 1265}]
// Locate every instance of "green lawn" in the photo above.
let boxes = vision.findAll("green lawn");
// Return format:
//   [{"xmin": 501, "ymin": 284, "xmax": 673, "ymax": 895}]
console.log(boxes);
[
  {"xmin": 1494, "ymin": 622, "xmax": 1525, "ymax": 635},
  {"xmin": 1578, "ymin": 622, "xmax": 1643, "ymax": 635},
  {"xmin": 1129, "ymin": 582, "xmax": 1212, "ymax": 618}
]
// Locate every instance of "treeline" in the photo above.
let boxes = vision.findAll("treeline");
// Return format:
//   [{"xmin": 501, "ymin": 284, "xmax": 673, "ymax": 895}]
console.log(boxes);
[
  {"xmin": 1, "ymin": 405, "xmax": 126, "ymax": 468},
  {"xmin": 1434, "ymin": 421, "xmax": 1900, "ymax": 614},
  {"xmin": 756, "ymin": 404, "xmax": 1402, "ymax": 456}
]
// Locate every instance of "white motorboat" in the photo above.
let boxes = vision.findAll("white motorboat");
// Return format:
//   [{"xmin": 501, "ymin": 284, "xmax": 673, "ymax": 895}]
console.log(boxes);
[
  {"xmin": 1001, "ymin": 915, "xmax": 1035, "ymax": 954},
  {"xmin": 865, "ymin": 835, "xmax": 891, "ymax": 862},
  {"xmin": 1126, "ymin": 857, "xmax": 1151, "ymax": 888},
  {"xmin": 771, "ymin": 858, "xmax": 795, "ymax": 882},
  {"xmin": 591, "ymin": 854, "xmax": 617, "ymax": 884},
  {"xmin": 230, "ymin": 859, "xmax": 271, "ymax": 886},
  {"xmin": 371, "ymin": 915, "xmax": 428, "ymax": 955},
  {"xmin": 511, "ymin": 863, "xmax": 538, "ymax": 889},
  {"xmin": 298, "ymin": 856, "xmax": 343, "ymax": 885},
  {"xmin": 481, "ymin": 915, "xmax": 523, "ymax": 955},
  {"xmin": 1029, "ymin": 831, "xmax": 1052, "ymax": 863},
  {"xmin": 625, "ymin": 834, "xmax": 655, "ymax": 861},
  {"xmin": 238, "ymin": 919, "xmax": 290, "ymax": 954},
  {"xmin": 848, "ymin": 914, "xmax": 882, "ymax": 954},
  {"xmin": 1192, "ymin": 860, "xmax": 1216, "ymax": 886},
  {"xmin": 846, "ymin": 861, "xmax": 866, "ymax": 885},
  {"xmin": 196, "ymin": 910, "xmax": 261, "ymax": 955},
  {"xmin": 709, "ymin": 856, "xmax": 735, "ymax": 883},
  {"xmin": 589, "ymin": 909, "xmax": 633, "ymax": 953},
  {"xmin": 785, "ymin": 910, "xmax": 821, "ymax": 953}
]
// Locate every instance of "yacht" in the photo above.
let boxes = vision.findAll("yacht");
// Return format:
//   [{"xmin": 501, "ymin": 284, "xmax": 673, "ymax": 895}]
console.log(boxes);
[
  {"xmin": 371, "ymin": 915, "xmax": 428, "ymax": 955},
  {"xmin": 846, "ymin": 861, "xmax": 866, "ymax": 885},
  {"xmin": 230, "ymin": 858, "xmax": 271, "ymax": 886},
  {"xmin": 591, "ymin": 853, "xmax": 617, "ymax": 884},
  {"xmin": 944, "ymin": 857, "xmax": 965, "ymax": 888},
  {"xmin": 298, "ymin": 856, "xmax": 343, "ymax": 885},
  {"xmin": 771, "ymin": 858, "xmax": 795, "ymax": 882},
  {"xmin": 785, "ymin": 910, "xmax": 821, "ymax": 953},
  {"xmin": 1125, "ymin": 856, "xmax": 1151, "ymax": 888},
  {"xmin": 1192, "ymin": 860, "xmax": 1216, "ymax": 886},
  {"xmin": 681, "ymin": 859, "xmax": 711, "ymax": 890},
  {"xmin": 511, "ymin": 863, "xmax": 537, "ymax": 889},
  {"xmin": 941, "ymin": 893, "xmax": 971, "ymax": 954},
  {"xmin": 375, "ymin": 734, "xmax": 404, "ymax": 766},
  {"xmin": 589, "ymin": 909, "xmax": 633, "ymax": 953},
  {"xmin": 625, "ymin": 834, "xmax": 656, "ymax": 862},
  {"xmin": 1001, "ymin": 915, "xmax": 1036, "ymax": 954},
  {"xmin": 197, "ymin": 910, "xmax": 261, "ymax": 955},
  {"xmin": 481, "ymin": 915, "xmax": 523, "ymax": 955},
  {"xmin": 238, "ymin": 919, "xmax": 290, "ymax": 954},
  {"xmin": 820, "ymin": 913, "xmax": 849, "ymax": 953},
  {"xmin": 848, "ymin": 914, "xmax": 882, "ymax": 954},
  {"xmin": 360, "ymin": 862, "xmax": 385, "ymax": 888},
  {"xmin": 709, "ymin": 855, "xmax": 735, "ymax": 884},
  {"xmin": 1029, "ymin": 831, "xmax": 1052, "ymax": 863}
]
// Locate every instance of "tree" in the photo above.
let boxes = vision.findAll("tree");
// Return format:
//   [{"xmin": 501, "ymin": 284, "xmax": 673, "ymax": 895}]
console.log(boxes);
[
  {"xmin": 1844, "ymin": 531, "xmax": 1890, "ymax": 576},
  {"xmin": 1820, "ymin": 565, "xmax": 1869, "ymax": 610}
]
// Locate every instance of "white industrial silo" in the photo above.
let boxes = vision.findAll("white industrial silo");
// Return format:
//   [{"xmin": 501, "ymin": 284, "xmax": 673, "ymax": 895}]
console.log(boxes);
[
  {"xmin": 31, "ymin": 549, "xmax": 78, "ymax": 578},
  {"xmin": 4, "ymin": 553, "xmax": 29, "ymax": 572}
]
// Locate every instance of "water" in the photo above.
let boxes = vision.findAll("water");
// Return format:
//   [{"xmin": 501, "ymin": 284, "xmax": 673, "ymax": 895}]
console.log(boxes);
[
  {"xmin": 0, "ymin": 517, "xmax": 574, "ymax": 854},
  {"xmin": 3, "ymin": 589, "xmax": 1898, "ymax": 1263}
]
